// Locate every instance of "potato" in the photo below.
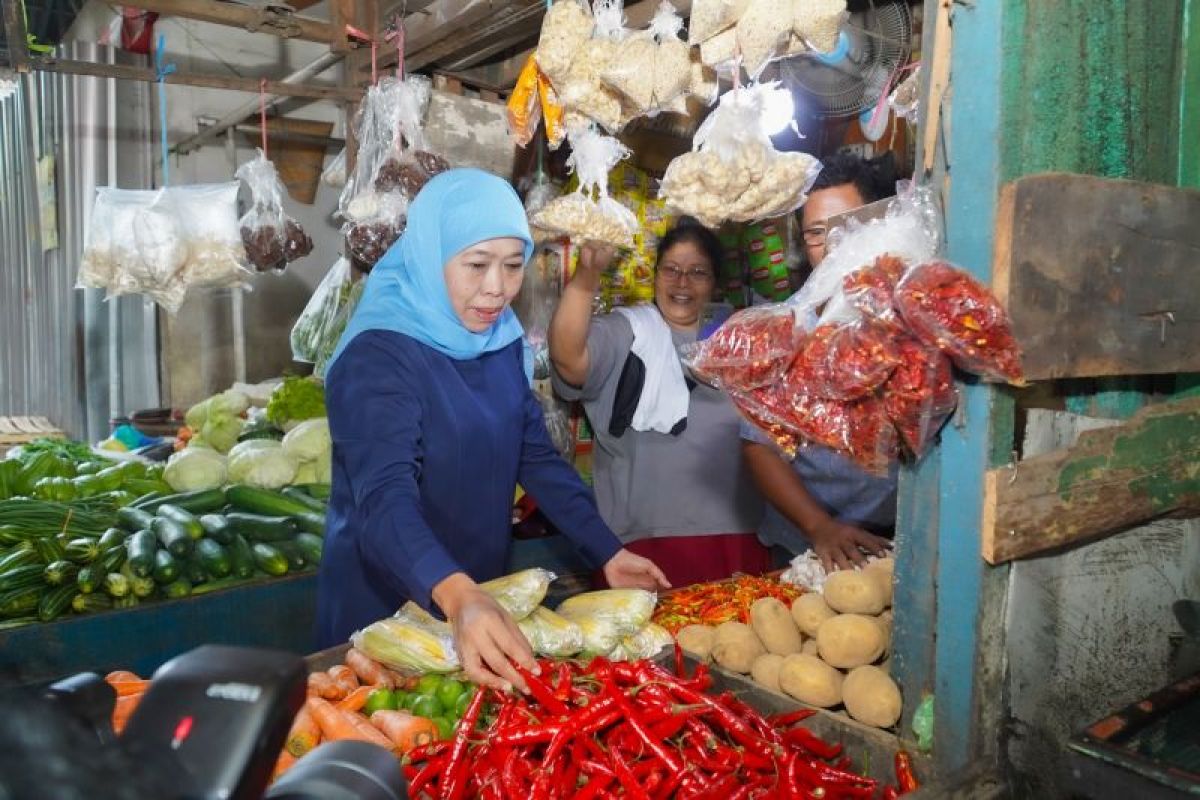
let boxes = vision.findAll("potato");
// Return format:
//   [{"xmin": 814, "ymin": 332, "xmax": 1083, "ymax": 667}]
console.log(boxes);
[
  {"xmin": 864, "ymin": 558, "xmax": 895, "ymax": 607},
  {"xmin": 817, "ymin": 614, "xmax": 886, "ymax": 669},
  {"xmin": 711, "ymin": 621, "xmax": 765, "ymax": 673},
  {"xmin": 750, "ymin": 597, "xmax": 803, "ymax": 655},
  {"xmin": 778, "ymin": 654, "xmax": 844, "ymax": 708},
  {"xmin": 676, "ymin": 624, "xmax": 717, "ymax": 662},
  {"xmin": 842, "ymin": 665, "xmax": 902, "ymax": 728},
  {"xmin": 875, "ymin": 609, "xmax": 893, "ymax": 653},
  {"xmin": 801, "ymin": 638, "xmax": 820, "ymax": 656},
  {"xmin": 791, "ymin": 593, "xmax": 836, "ymax": 637},
  {"xmin": 750, "ymin": 653, "xmax": 785, "ymax": 693},
  {"xmin": 823, "ymin": 571, "xmax": 885, "ymax": 616}
]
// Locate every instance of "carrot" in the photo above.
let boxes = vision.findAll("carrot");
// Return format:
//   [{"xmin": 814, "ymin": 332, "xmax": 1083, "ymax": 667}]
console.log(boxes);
[
  {"xmin": 307, "ymin": 671, "xmax": 342, "ymax": 700},
  {"xmin": 306, "ymin": 697, "xmax": 395, "ymax": 752},
  {"xmin": 327, "ymin": 665, "xmax": 359, "ymax": 696},
  {"xmin": 335, "ymin": 685, "xmax": 375, "ymax": 713},
  {"xmin": 284, "ymin": 706, "xmax": 321, "ymax": 757},
  {"xmin": 105, "ymin": 670, "xmax": 141, "ymax": 683},
  {"xmin": 112, "ymin": 693, "xmax": 143, "ymax": 734},
  {"xmin": 272, "ymin": 750, "xmax": 297, "ymax": 782},
  {"xmin": 107, "ymin": 679, "xmax": 151, "ymax": 697},
  {"xmin": 370, "ymin": 710, "xmax": 439, "ymax": 754},
  {"xmin": 345, "ymin": 647, "xmax": 393, "ymax": 688}
]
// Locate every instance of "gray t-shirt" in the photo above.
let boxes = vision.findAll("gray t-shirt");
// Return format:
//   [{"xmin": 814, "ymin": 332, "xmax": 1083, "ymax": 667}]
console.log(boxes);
[
  {"xmin": 553, "ymin": 314, "xmax": 763, "ymax": 543},
  {"xmin": 740, "ymin": 419, "xmax": 897, "ymax": 553}
]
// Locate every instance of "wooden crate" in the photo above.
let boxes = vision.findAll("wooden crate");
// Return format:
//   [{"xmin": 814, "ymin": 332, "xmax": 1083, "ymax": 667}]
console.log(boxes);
[{"xmin": 0, "ymin": 416, "xmax": 64, "ymax": 458}]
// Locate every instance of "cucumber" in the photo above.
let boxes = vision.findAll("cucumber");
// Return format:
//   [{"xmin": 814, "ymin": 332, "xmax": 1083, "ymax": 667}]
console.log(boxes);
[
  {"xmin": 195, "ymin": 539, "xmax": 232, "ymax": 579},
  {"xmin": 157, "ymin": 504, "xmax": 205, "ymax": 541},
  {"xmin": 226, "ymin": 513, "xmax": 297, "ymax": 543},
  {"xmin": 38, "ymin": 585, "xmax": 79, "ymax": 622},
  {"xmin": 163, "ymin": 577, "xmax": 192, "ymax": 599},
  {"xmin": 227, "ymin": 535, "xmax": 256, "ymax": 579},
  {"xmin": 121, "ymin": 562, "xmax": 157, "ymax": 599},
  {"xmin": 292, "ymin": 513, "xmax": 326, "ymax": 537},
  {"xmin": 182, "ymin": 555, "xmax": 208, "ymax": 585},
  {"xmin": 76, "ymin": 565, "xmax": 102, "ymax": 594},
  {"xmin": 0, "ymin": 564, "xmax": 46, "ymax": 593},
  {"xmin": 152, "ymin": 549, "xmax": 181, "ymax": 585},
  {"xmin": 137, "ymin": 488, "xmax": 228, "ymax": 515},
  {"xmin": 33, "ymin": 536, "xmax": 66, "ymax": 564},
  {"xmin": 98, "ymin": 527, "xmax": 131, "ymax": 550},
  {"xmin": 0, "ymin": 526, "xmax": 27, "ymax": 546},
  {"xmin": 100, "ymin": 546, "xmax": 126, "ymax": 573},
  {"xmin": 129, "ymin": 491, "xmax": 166, "ymax": 509},
  {"xmin": 0, "ymin": 544, "xmax": 39, "ymax": 573},
  {"xmin": 104, "ymin": 572, "xmax": 130, "ymax": 598},
  {"xmin": 72, "ymin": 592, "xmax": 112, "ymax": 613},
  {"xmin": 251, "ymin": 543, "xmax": 289, "ymax": 576},
  {"xmin": 273, "ymin": 540, "xmax": 308, "ymax": 571},
  {"xmin": 125, "ymin": 530, "xmax": 158, "ymax": 578},
  {"xmin": 43, "ymin": 560, "xmax": 80, "ymax": 586},
  {"xmin": 226, "ymin": 485, "xmax": 317, "ymax": 518},
  {"xmin": 152, "ymin": 517, "xmax": 194, "ymax": 559},
  {"xmin": 115, "ymin": 594, "xmax": 140, "ymax": 609},
  {"xmin": 198, "ymin": 514, "xmax": 236, "ymax": 545},
  {"xmin": 63, "ymin": 538, "xmax": 101, "ymax": 564},
  {"xmin": 293, "ymin": 532, "xmax": 324, "ymax": 566},
  {"xmin": 297, "ymin": 483, "xmax": 331, "ymax": 501},
  {"xmin": 281, "ymin": 487, "xmax": 326, "ymax": 514},
  {"xmin": 117, "ymin": 506, "xmax": 157, "ymax": 533},
  {"xmin": 0, "ymin": 586, "xmax": 43, "ymax": 618}
]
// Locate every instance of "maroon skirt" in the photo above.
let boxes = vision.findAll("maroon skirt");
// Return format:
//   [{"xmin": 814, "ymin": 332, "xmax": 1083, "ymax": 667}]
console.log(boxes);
[{"xmin": 594, "ymin": 533, "xmax": 772, "ymax": 589}]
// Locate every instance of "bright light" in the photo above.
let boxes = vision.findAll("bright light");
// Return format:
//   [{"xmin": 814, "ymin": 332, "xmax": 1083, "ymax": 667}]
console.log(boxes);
[{"xmin": 762, "ymin": 88, "xmax": 795, "ymax": 135}]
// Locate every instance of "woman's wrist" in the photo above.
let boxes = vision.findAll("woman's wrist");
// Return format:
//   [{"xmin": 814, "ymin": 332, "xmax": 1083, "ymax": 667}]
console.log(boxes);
[{"xmin": 431, "ymin": 572, "xmax": 476, "ymax": 619}]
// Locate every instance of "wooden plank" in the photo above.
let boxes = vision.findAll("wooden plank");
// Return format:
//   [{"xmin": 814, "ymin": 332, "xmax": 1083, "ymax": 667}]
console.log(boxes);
[
  {"xmin": 1, "ymin": 0, "xmax": 30, "ymax": 73},
  {"xmin": 920, "ymin": 0, "xmax": 952, "ymax": 174},
  {"xmin": 31, "ymin": 58, "xmax": 360, "ymax": 102},
  {"xmin": 115, "ymin": 0, "xmax": 334, "ymax": 43},
  {"xmin": 993, "ymin": 173, "xmax": 1200, "ymax": 381},
  {"xmin": 981, "ymin": 394, "xmax": 1200, "ymax": 564}
]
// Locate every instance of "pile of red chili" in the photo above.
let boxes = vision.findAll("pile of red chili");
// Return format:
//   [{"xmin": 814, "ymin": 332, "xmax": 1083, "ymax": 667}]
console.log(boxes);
[
  {"xmin": 652, "ymin": 574, "xmax": 807, "ymax": 634},
  {"xmin": 403, "ymin": 651, "xmax": 919, "ymax": 799}
]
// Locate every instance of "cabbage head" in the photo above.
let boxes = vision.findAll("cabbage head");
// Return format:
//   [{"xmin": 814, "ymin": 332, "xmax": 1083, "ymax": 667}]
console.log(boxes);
[
  {"xmin": 226, "ymin": 440, "xmax": 297, "ymax": 489},
  {"xmin": 164, "ymin": 447, "xmax": 228, "ymax": 492},
  {"xmin": 184, "ymin": 390, "xmax": 251, "ymax": 434},
  {"xmin": 200, "ymin": 411, "xmax": 243, "ymax": 454},
  {"xmin": 281, "ymin": 418, "xmax": 330, "ymax": 463}
]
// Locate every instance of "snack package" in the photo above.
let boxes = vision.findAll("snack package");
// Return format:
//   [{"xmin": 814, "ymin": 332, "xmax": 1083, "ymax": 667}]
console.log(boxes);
[
  {"xmin": 737, "ymin": 0, "xmax": 793, "ymax": 78},
  {"xmin": 718, "ymin": 224, "xmax": 748, "ymax": 308},
  {"xmin": 790, "ymin": 321, "xmax": 903, "ymax": 401},
  {"xmin": 557, "ymin": 0, "xmax": 627, "ymax": 132},
  {"xmin": 602, "ymin": 2, "xmax": 691, "ymax": 118},
  {"xmin": 236, "ymin": 150, "xmax": 311, "ymax": 272},
  {"xmin": 792, "ymin": 0, "xmax": 846, "ymax": 53},
  {"xmin": 651, "ymin": 2, "xmax": 693, "ymax": 109},
  {"xmin": 743, "ymin": 220, "xmax": 791, "ymax": 301},
  {"xmin": 883, "ymin": 337, "xmax": 958, "ymax": 458},
  {"xmin": 556, "ymin": 589, "xmax": 657, "ymax": 637},
  {"xmin": 531, "ymin": 127, "xmax": 638, "ymax": 248},
  {"xmin": 842, "ymin": 253, "xmax": 909, "ymax": 332},
  {"xmin": 172, "ymin": 182, "xmax": 251, "ymax": 290},
  {"xmin": 480, "ymin": 568, "xmax": 555, "ymax": 620},
  {"xmin": 538, "ymin": 68, "xmax": 567, "ymax": 149},
  {"xmin": 352, "ymin": 605, "xmax": 459, "ymax": 674},
  {"xmin": 507, "ymin": 53, "xmax": 544, "ymax": 148},
  {"xmin": 660, "ymin": 83, "xmax": 821, "ymax": 228},
  {"xmin": 535, "ymin": 0, "xmax": 594, "ymax": 86},
  {"xmin": 699, "ymin": 26, "xmax": 739, "ymax": 70},
  {"xmin": 689, "ymin": 0, "xmax": 750, "ymax": 45},
  {"xmin": 895, "ymin": 260, "xmax": 1025, "ymax": 384},
  {"xmin": 517, "ymin": 606, "xmax": 585, "ymax": 657},
  {"xmin": 681, "ymin": 302, "xmax": 805, "ymax": 392},
  {"xmin": 290, "ymin": 257, "xmax": 352, "ymax": 363}
]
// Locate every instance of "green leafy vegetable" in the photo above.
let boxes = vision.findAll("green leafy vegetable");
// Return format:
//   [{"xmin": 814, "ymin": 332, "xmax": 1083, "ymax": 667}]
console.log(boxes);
[{"xmin": 266, "ymin": 376, "xmax": 327, "ymax": 429}]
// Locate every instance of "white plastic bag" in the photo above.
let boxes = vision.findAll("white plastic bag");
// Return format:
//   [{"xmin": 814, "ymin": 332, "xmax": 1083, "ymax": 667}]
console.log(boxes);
[
  {"xmin": 531, "ymin": 127, "xmax": 638, "ymax": 247},
  {"xmin": 172, "ymin": 182, "xmax": 251, "ymax": 291},
  {"xmin": 556, "ymin": 588, "xmax": 657, "ymax": 637},
  {"xmin": 236, "ymin": 150, "xmax": 312, "ymax": 272},
  {"xmin": 737, "ymin": 0, "xmax": 792, "ymax": 78},
  {"xmin": 688, "ymin": 0, "xmax": 749, "ymax": 45},
  {"xmin": 517, "ymin": 606, "xmax": 585, "ymax": 657},
  {"xmin": 291, "ymin": 257, "xmax": 352, "ymax": 363},
  {"xmin": 535, "ymin": 0, "xmax": 594, "ymax": 85},
  {"xmin": 480, "ymin": 568, "xmax": 555, "ymax": 620},
  {"xmin": 321, "ymin": 147, "xmax": 348, "ymax": 188},
  {"xmin": 792, "ymin": 0, "xmax": 846, "ymax": 54},
  {"xmin": 660, "ymin": 84, "xmax": 822, "ymax": 227},
  {"xmin": 555, "ymin": 0, "xmax": 626, "ymax": 132}
]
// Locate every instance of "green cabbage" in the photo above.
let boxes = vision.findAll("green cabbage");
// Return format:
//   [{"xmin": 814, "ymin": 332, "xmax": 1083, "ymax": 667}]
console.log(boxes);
[
  {"xmin": 281, "ymin": 418, "xmax": 330, "ymax": 463},
  {"xmin": 185, "ymin": 390, "xmax": 251, "ymax": 431},
  {"xmin": 226, "ymin": 440, "xmax": 297, "ymax": 489},
  {"xmin": 164, "ymin": 447, "xmax": 228, "ymax": 492}
]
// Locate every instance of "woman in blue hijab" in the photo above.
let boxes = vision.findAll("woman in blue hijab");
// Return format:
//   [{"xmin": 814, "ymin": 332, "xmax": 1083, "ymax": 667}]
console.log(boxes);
[{"xmin": 318, "ymin": 169, "xmax": 669, "ymax": 693}]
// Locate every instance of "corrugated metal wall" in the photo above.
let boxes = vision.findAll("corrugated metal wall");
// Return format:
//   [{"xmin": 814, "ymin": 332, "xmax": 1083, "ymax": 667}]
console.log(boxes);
[{"xmin": 0, "ymin": 45, "xmax": 160, "ymax": 441}]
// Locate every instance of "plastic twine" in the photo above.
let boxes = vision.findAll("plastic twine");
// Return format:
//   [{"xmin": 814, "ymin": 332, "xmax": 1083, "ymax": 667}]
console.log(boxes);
[
  {"xmin": 385, "ymin": 19, "xmax": 405, "ymax": 79},
  {"xmin": 259, "ymin": 78, "xmax": 269, "ymax": 154},
  {"xmin": 345, "ymin": 25, "xmax": 378, "ymax": 84},
  {"xmin": 153, "ymin": 34, "xmax": 176, "ymax": 185}
]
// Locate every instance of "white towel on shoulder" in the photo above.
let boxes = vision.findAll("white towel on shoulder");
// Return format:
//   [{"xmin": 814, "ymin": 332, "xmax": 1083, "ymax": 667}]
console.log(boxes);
[{"xmin": 613, "ymin": 306, "xmax": 690, "ymax": 434}]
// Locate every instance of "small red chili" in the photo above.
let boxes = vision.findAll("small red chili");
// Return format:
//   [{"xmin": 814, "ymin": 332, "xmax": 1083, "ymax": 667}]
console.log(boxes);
[
  {"xmin": 784, "ymin": 727, "xmax": 843, "ymax": 761},
  {"xmin": 439, "ymin": 686, "xmax": 487, "ymax": 800},
  {"xmin": 895, "ymin": 750, "xmax": 919, "ymax": 793}
]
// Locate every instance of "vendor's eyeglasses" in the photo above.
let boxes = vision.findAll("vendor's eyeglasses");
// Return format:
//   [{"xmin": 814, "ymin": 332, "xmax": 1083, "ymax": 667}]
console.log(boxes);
[
  {"xmin": 659, "ymin": 265, "xmax": 715, "ymax": 283},
  {"xmin": 802, "ymin": 226, "xmax": 828, "ymax": 247}
]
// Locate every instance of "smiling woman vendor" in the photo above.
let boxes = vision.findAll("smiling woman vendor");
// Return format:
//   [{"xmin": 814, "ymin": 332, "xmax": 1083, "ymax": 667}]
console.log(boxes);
[{"xmin": 317, "ymin": 168, "xmax": 668, "ymax": 692}]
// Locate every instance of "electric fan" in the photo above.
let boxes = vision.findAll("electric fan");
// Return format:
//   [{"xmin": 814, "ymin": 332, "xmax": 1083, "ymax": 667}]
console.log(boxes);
[{"xmin": 779, "ymin": 0, "xmax": 913, "ymax": 119}]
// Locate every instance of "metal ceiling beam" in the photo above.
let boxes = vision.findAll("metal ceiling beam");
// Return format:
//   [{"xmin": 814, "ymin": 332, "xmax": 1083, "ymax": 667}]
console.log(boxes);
[{"xmin": 116, "ymin": 0, "xmax": 335, "ymax": 43}]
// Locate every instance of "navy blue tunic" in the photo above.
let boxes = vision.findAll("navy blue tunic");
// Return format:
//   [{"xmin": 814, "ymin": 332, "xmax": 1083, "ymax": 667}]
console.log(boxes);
[{"xmin": 316, "ymin": 330, "xmax": 621, "ymax": 647}]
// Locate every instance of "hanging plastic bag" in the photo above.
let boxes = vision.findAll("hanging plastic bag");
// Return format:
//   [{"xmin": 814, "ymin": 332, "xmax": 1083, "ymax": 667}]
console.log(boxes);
[
  {"xmin": 791, "ymin": 0, "xmax": 846, "ymax": 54},
  {"xmin": 313, "ymin": 278, "xmax": 365, "ymax": 379},
  {"xmin": 660, "ymin": 83, "xmax": 821, "ymax": 228},
  {"xmin": 555, "ymin": 0, "xmax": 626, "ymax": 133},
  {"xmin": 171, "ymin": 181, "xmax": 251, "ymax": 289},
  {"xmin": 841, "ymin": 253, "xmax": 909, "ymax": 333},
  {"xmin": 688, "ymin": 0, "xmax": 749, "ymax": 45},
  {"xmin": 538, "ymin": 63, "xmax": 567, "ymax": 149},
  {"xmin": 321, "ymin": 147, "xmax": 348, "ymax": 188},
  {"xmin": 736, "ymin": 0, "xmax": 792, "ymax": 78},
  {"xmin": 531, "ymin": 127, "xmax": 638, "ymax": 247},
  {"xmin": 291, "ymin": 257, "xmax": 352, "ymax": 363},
  {"xmin": 373, "ymin": 76, "xmax": 449, "ymax": 200},
  {"xmin": 883, "ymin": 336, "xmax": 958, "ymax": 458},
  {"xmin": 600, "ymin": 2, "xmax": 690, "ymax": 119},
  {"xmin": 236, "ymin": 150, "xmax": 312, "ymax": 272},
  {"xmin": 509, "ymin": 55, "xmax": 544, "ymax": 148},
  {"xmin": 517, "ymin": 606, "xmax": 585, "ymax": 657},
  {"xmin": 480, "ymin": 568, "xmax": 555, "ymax": 620},
  {"xmin": 895, "ymin": 260, "xmax": 1026, "ymax": 385},
  {"xmin": 788, "ymin": 321, "xmax": 903, "ymax": 401},
  {"xmin": 535, "ymin": 0, "xmax": 595, "ymax": 86},
  {"xmin": 680, "ymin": 302, "xmax": 805, "ymax": 392}
]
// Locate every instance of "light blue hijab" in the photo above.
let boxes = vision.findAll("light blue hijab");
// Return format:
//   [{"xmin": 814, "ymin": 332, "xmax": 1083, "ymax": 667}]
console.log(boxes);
[{"xmin": 327, "ymin": 168, "xmax": 534, "ymax": 372}]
